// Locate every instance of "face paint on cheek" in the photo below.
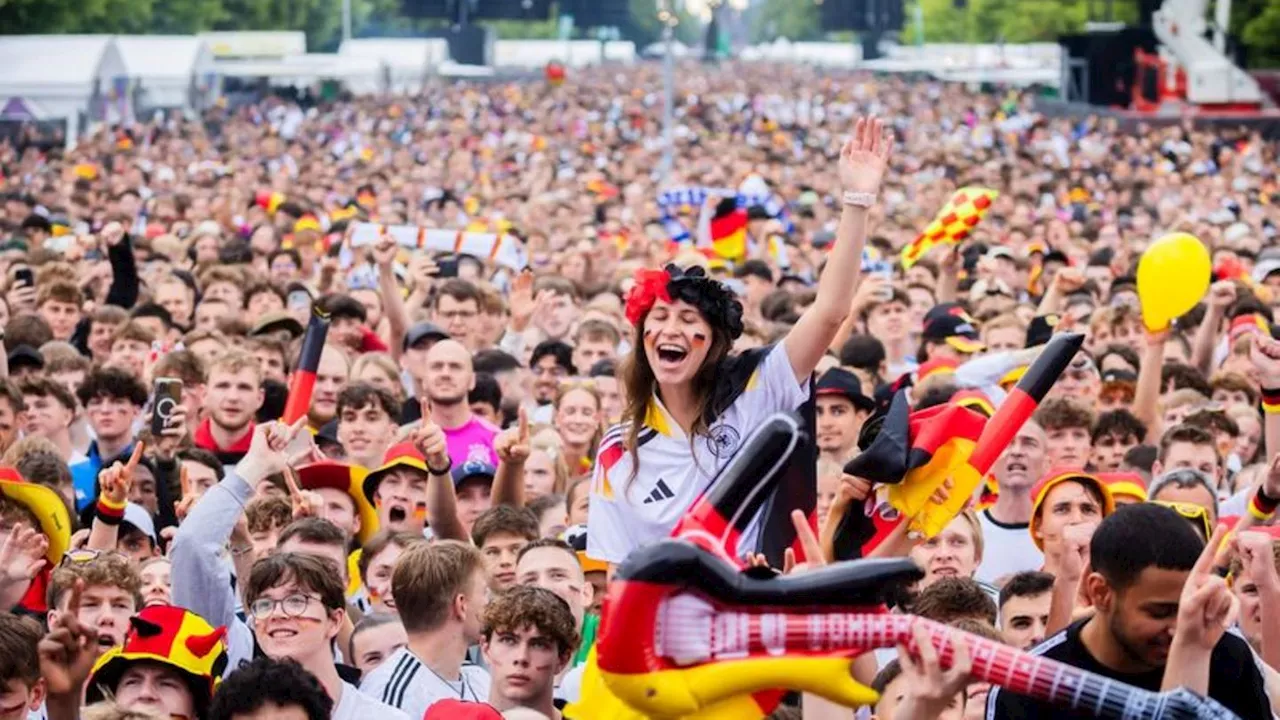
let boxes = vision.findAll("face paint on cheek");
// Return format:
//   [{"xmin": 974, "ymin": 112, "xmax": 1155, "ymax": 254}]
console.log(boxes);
[
  {"xmin": 413, "ymin": 502, "xmax": 428, "ymax": 521},
  {"xmin": 643, "ymin": 327, "xmax": 658, "ymax": 348},
  {"xmin": 691, "ymin": 332, "xmax": 707, "ymax": 350}
]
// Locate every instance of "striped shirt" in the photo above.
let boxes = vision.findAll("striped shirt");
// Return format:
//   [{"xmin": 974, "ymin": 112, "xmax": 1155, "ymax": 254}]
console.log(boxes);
[{"xmin": 360, "ymin": 647, "xmax": 491, "ymax": 718}]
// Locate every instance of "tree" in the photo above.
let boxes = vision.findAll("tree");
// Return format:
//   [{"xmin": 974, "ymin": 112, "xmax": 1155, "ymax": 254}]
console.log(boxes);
[
  {"xmin": 750, "ymin": 0, "xmax": 820, "ymax": 43},
  {"xmin": 1242, "ymin": 0, "xmax": 1280, "ymax": 67},
  {"xmin": 150, "ymin": 0, "xmax": 226, "ymax": 34}
]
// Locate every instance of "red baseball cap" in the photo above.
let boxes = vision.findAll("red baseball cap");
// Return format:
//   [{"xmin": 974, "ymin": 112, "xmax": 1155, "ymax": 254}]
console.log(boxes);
[{"xmin": 422, "ymin": 700, "xmax": 502, "ymax": 719}]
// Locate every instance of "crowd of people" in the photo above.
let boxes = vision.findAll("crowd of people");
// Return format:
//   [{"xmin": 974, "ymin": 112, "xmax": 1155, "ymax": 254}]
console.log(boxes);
[{"xmin": 0, "ymin": 60, "xmax": 1279, "ymax": 720}]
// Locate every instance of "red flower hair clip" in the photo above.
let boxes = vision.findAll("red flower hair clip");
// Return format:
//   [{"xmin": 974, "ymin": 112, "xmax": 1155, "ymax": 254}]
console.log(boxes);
[{"xmin": 625, "ymin": 268, "xmax": 672, "ymax": 327}]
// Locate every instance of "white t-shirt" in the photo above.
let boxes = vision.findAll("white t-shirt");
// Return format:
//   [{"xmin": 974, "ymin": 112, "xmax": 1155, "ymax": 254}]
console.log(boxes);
[
  {"xmin": 333, "ymin": 682, "xmax": 411, "ymax": 720},
  {"xmin": 974, "ymin": 509, "xmax": 1044, "ymax": 585},
  {"xmin": 360, "ymin": 647, "xmax": 492, "ymax": 718},
  {"xmin": 587, "ymin": 344, "xmax": 809, "ymax": 564}
]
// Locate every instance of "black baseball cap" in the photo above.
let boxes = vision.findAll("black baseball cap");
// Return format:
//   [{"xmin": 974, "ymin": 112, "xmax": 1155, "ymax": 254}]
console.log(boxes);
[
  {"xmin": 403, "ymin": 322, "xmax": 449, "ymax": 351},
  {"xmin": 815, "ymin": 368, "xmax": 875, "ymax": 412},
  {"xmin": 7, "ymin": 345, "xmax": 43, "ymax": 372},
  {"xmin": 921, "ymin": 313, "xmax": 985, "ymax": 354}
]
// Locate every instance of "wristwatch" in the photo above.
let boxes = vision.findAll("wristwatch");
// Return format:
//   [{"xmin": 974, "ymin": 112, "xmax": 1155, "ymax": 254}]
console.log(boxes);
[
  {"xmin": 427, "ymin": 460, "xmax": 453, "ymax": 477},
  {"xmin": 842, "ymin": 191, "xmax": 877, "ymax": 208}
]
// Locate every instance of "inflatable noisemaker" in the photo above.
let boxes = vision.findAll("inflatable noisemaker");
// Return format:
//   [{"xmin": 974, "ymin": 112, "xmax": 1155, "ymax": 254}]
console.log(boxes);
[
  {"xmin": 346, "ymin": 222, "xmax": 528, "ymax": 271},
  {"xmin": 281, "ymin": 305, "xmax": 330, "ymax": 425},
  {"xmin": 842, "ymin": 332, "xmax": 1083, "ymax": 538},
  {"xmin": 572, "ymin": 537, "xmax": 1238, "ymax": 720},
  {"xmin": 900, "ymin": 186, "xmax": 998, "ymax": 269}
]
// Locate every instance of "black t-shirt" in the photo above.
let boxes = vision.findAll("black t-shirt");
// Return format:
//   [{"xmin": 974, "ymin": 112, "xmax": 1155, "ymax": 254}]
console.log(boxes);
[{"xmin": 987, "ymin": 618, "xmax": 1270, "ymax": 720}]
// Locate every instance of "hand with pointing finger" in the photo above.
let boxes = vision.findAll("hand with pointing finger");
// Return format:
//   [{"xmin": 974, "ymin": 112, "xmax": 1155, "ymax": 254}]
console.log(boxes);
[
  {"xmin": 99, "ymin": 443, "xmax": 146, "ymax": 507},
  {"xmin": 174, "ymin": 464, "xmax": 197, "ymax": 522},
  {"xmin": 413, "ymin": 419, "xmax": 451, "ymax": 473},
  {"xmin": 39, "ymin": 579, "xmax": 100, "ymax": 699},
  {"xmin": 494, "ymin": 407, "xmax": 531, "ymax": 465},
  {"xmin": 1175, "ymin": 524, "xmax": 1240, "ymax": 653},
  {"xmin": 236, "ymin": 418, "xmax": 309, "ymax": 484},
  {"xmin": 283, "ymin": 468, "xmax": 324, "ymax": 520}
]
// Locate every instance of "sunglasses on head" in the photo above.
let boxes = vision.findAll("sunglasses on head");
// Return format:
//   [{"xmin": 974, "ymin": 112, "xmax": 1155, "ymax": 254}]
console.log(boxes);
[
  {"xmin": 60, "ymin": 549, "xmax": 129, "ymax": 567},
  {"xmin": 1151, "ymin": 500, "xmax": 1213, "ymax": 541}
]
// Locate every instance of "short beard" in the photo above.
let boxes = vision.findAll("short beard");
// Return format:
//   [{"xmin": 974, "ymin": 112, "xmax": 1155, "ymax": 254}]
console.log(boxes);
[
  {"xmin": 213, "ymin": 412, "xmax": 251, "ymax": 434},
  {"xmin": 428, "ymin": 391, "xmax": 466, "ymax": 407},
  {"xmin": 1106, "ymin": 608, "xmax": 1162, "ymax": 671}
]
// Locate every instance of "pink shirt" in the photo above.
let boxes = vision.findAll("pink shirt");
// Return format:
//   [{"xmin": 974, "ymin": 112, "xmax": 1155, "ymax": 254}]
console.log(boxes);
[{"xmin": 445, "ymin": 416, "xmax": 500, "ymax": 466}]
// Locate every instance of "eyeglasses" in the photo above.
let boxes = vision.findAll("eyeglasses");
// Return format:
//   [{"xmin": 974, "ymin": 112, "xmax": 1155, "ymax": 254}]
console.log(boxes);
[
  {"xmin": 60, "ymin": 549, "xmax": 129, "ymax": 567},
  {"xmin": 248, "ymin": 593, "xmax": 320, "ymax": 621},
  {"xmin": 1152, "ymin": 500, "xmax": 1213, "ymax": 540}
]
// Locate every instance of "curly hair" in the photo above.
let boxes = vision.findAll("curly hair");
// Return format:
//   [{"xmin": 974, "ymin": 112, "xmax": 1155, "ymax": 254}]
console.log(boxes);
[
  {"xmin": 208, "ymin": 657, "xmax": 332, "ymax": 720},
  {"xmin": 76, "ymin": 367, "xmax": 148, "ymax": 407},
  {"xmin": 244, "ymin": 495, "xmax": 292, "ymax": 535},
  {"xmin": 48, "ymin": 553, "xmax": 142, "ymax": 610},
  {"xmin": 483, "ymin": 585, "xmax": 579, "ymax": 658}
]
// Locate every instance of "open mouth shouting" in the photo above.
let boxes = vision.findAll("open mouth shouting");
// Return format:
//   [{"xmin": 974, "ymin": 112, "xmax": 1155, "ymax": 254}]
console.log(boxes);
[
  {"xmin": 386, "ymin": 501, "xmax": 410, "ymax": 525},
  {"xmin": 654, "ymin": 342, "xmax": 689, "ymax": 369}
]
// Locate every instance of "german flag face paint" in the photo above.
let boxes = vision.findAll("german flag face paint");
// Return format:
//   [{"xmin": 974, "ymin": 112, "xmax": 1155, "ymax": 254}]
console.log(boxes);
[
  {"xmin": 413, "ymin": 502, "xmax": 428, "ymax": 522},
  {"xmin": 691, "ymin": 332, "xmax": 708, "ymax": 351}
]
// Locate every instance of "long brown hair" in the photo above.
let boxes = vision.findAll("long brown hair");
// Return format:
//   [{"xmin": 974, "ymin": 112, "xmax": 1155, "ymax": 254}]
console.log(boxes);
[{"xmin": 620, "ymin": 311, "xmax": 734, "ymax": 481}]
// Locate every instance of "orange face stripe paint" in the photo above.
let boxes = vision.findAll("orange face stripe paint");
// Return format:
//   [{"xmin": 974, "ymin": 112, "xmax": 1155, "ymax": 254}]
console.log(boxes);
[{"xmin": 691, "ymin": 332, "xmax": 707, "ymax": 350}]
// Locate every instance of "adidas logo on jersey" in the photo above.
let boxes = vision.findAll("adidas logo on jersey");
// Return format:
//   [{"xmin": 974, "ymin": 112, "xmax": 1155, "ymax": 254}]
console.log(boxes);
[{"xmin": 642, "ymin": 478, "xmax": 675, "ymax": 504}]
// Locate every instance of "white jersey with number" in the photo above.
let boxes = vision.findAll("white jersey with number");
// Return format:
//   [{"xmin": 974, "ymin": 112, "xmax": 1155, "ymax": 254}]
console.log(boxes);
[
  {"xmin": 587, "ymin": 344, "xmax": 809, "ymax": 564},
  {"xmin": 359, "ymin": 647, "xmax": 491, "ymax": 718}
]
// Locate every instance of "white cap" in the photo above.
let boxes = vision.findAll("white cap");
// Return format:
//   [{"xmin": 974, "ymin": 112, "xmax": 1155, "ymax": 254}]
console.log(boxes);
[
  {"xmin": 122, "ymin": 502, "xmax": 157, "ymax": 543},
  {"xmin": 1224, "ymin": 222, "xmax": 1253, "ymax": 244}
]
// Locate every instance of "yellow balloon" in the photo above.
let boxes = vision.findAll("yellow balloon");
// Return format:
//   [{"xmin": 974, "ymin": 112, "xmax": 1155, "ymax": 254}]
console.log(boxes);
[{"xmin": 1136, "ymin": 232, "xmax": 1211, "ymax": 332}]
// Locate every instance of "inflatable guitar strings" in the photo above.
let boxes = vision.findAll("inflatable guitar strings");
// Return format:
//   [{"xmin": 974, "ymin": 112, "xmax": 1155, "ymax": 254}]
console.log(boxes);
[
  {"xmin": 564, "ymin": 412, "xmax": 1238, "ymax": 720},
  {"xmin": 844, "ymin": 331, "xmax": 1084, "ymax": 538}
]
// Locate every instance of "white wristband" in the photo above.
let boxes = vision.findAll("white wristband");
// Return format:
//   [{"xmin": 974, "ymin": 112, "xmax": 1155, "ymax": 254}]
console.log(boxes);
[{"xmin": 842, "ymin": 191, "xmax": 876, "ymax": 208}]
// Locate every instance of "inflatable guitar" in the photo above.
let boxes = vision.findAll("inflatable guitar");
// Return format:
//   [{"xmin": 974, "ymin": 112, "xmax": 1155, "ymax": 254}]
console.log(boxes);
[
  {"xmin": 569, "ymin": 411, "xmax": 1238, "ymax": 720},
  {"xmin": 595, "ymin": 539, "xmax": 1239, "ymax": 720}
]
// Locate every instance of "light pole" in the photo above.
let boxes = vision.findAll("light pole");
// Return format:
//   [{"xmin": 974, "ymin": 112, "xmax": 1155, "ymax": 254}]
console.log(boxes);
[
  {"xmin": 342, "ymin": 0, "xmax": 352, "ymax": 43},
  {"xmin": 659, "ymin": 2, "xmax": 677, "ymax": 181}
]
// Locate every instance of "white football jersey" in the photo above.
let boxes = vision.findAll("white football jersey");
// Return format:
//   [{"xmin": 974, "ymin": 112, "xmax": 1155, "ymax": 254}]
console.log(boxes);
[{"xmin": 587, "ymin": 344, "xmax": 809, "ymax": 564}]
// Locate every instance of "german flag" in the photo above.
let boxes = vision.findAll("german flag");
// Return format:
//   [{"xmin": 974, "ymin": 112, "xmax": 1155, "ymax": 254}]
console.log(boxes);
[
  {"xmin": 704, "ymin": 197, "xmax": 748, "ymax": 262},
  {"xmin": 255, "ymin": 190, "xmax": 284, "ymax": 214},
  {"xmin": 842, "ymin": 332, "xmax": 1083, "ymax": 537}
]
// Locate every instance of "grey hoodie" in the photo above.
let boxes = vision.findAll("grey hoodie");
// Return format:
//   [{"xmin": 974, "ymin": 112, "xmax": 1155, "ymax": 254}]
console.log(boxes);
[{"xmin": 170, "ymin": 468, "xmax": 256, "ymax": 673}]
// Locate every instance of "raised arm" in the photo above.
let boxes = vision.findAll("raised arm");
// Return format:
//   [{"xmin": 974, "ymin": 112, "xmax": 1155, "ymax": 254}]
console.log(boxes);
[
  {"xmin": 1189, "ymin": 281, "xmax": 1235, "ymax": 376},
  {"xmin": 1131, "ymin": 330, "xmax": 1167, "ymax": 436},
  {"xmin": 1162, "ymin": 525, "xmax": 1236, "ymax": 694},
  {"xmin": 87, "ymin": 445, "xmax": 145, "ymax": 552},
  {"xmin": 415, "ymin": 411, "xmax": 467, "ymax": 542},
  {"xmin": 784, "ymin": 117, "xmax": 890, "ymax": 384},
  {"xmin": 372, "ymin": 234, "xmax": 410, "ymax": 362},
  {"xmin": 491, "ymin": 407, "xmax": 530, "ymax": 509}
]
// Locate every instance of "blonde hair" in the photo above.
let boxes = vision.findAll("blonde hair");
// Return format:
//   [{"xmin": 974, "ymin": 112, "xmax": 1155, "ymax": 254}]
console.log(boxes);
[
  {"xmin": 529, "ymin": 435, "xmax": 572, "ymax": 496},
  {"xmin": 206, "ymin": 350, "xmax": 263, "ymax": 383},
  {"xmin": 953, "ymin": 509, "xmax": 985, "ymax": 563},
  {"xmin": 351, "ymin": 352, "xmax": 404, "ymax": 402}
]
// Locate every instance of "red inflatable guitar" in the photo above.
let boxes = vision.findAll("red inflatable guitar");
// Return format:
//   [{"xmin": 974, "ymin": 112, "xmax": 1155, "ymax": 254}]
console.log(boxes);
[
  {"xmin": 595, "ymin": 539, "xmax": 1239, "ymax": 720},
  {"xmin": 574, "ymin": 410, "xmax": 1239, "ymax": 720}
]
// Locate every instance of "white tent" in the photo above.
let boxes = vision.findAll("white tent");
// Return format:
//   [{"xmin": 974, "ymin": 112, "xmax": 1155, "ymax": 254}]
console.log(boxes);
[
  {"xmin": 492, "ymin": 40, "xmax": 636, "ymax": 68},
  {"xmin": 0, "ymin": 35, "xmax": 127, "ymax": 130},
  {"xmin": 114, "ymin": 35, "xmax": 217, "ymax": 113},
  {"xmin": 338, "ymin": 38, "xmax": 450, "ymax": 94}
]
